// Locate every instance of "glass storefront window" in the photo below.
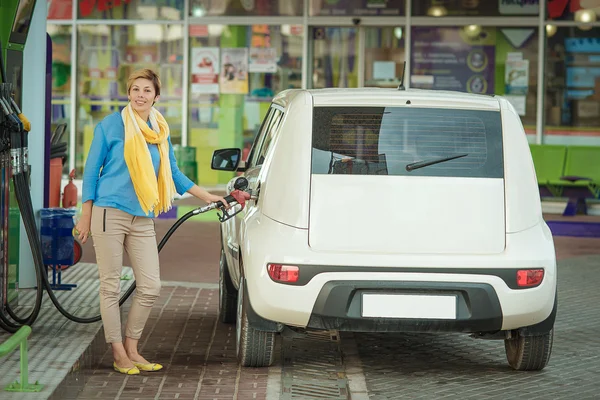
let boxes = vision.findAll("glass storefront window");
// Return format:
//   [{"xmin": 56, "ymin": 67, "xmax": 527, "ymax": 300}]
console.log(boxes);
[
  {"xmin": 410, "ymin": 26, "xmax": 538, "ymax": 135},
  {"xmin": 412, "ymin": 0, "xmax": 539, "ymax": 17},
  {"xmin": 76, "ymin": 24, "xmax": 184, "ymax": 175},
  {"xmin": 311, "ymin": 27, "xmax": 359, "ymax": 88},
  {"xmin": 49, "ymin": 0, "xmax": 600, "ymax": 180},
  {"xmin": 48, "ymin": 24, "xmax": 73, "ymax": 174},
  {"xmin": 364, "ymin": 27, "xmax": 406, "ymax": 87},
  {"xmin": 310, "ymin": 0, "xmax": 405, "ymax": 16},
  {"xmin": 78, "ymin": 0, "xmax": 183, "ymax": 20},
  {"xmin": 190, "ymin": 0, "xmax": 303, "ymax": 16},
  {"xmin": 188, "ymin": 24, "xmax": 303, "ymax": 185},
  {"xmin": 545, "ymin": 26, "xmax": 600, "ymax": 145}
]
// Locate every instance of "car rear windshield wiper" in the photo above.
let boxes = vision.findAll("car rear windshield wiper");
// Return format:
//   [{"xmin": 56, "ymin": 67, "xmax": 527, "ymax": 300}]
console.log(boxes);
[{"xmin": 405, "ymin": 153, "xmax": 469, "ymax": 172}]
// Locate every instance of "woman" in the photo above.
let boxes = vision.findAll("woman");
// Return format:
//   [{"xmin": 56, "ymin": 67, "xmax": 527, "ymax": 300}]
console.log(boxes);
[{"xmin": 75, "ymin": 68, "xmax": 229, "ymax": 375}]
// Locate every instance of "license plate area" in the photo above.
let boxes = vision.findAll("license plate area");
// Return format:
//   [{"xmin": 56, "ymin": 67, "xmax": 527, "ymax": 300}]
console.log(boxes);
[{"xmin": 361, "ymin": 293, "xmax": 457, "ymax": 319}]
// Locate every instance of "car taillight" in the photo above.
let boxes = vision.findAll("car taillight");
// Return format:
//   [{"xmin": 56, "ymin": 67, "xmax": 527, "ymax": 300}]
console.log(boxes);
[
  {"xmin": 267, "ymin": 264, "xmax": 299, "ymax": 283},
  {"xmin": 516, "ymin": 269, "xmax": 544, "ymax": 287}
]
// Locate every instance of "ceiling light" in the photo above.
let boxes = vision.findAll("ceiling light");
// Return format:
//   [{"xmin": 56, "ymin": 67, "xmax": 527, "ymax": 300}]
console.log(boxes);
[
  {"xmin": 545, "ymin": 24, "xmax": 557, "ymax": 37},
  {"xmin": 576, "ymin": 9, "xmax": 596, "ymax": 22},
  {"xmin": 575, "ymin": 9, "xmax": 597, "ymax": 30},
  {"xmin": 191, "ymin": 6, "xmax": 206, "ymax": 17},
  {"xmin": 464, "ymin": 24, "xmax": 481, "ymax": 38},
  {"xmin": 427, "ymin": 6, "xmax": 447, "ymax": 17},
  {"xmin": 394, "ymin": 27, "xmax": 403, "ymax": 40}
]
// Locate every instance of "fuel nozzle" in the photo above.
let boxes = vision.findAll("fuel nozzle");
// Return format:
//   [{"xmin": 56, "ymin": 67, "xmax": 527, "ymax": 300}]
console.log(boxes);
[
  {"xmin": 232, "ymin": 176, "xmax": 259, "ymax": 200},
  {"xmin": 3, "ymin": 93, "xmax": 31, "ymax": 175},
  {"xmin": 0, "ymin": 86, "xmax": 24, "ymax": 175},
  {"xmin": 0, "ymin": 91, "xmax": 22, "ymax": 132},
  {"xmin": 9, "ymin": 97, "xmax": 30, "ymax": 132}
]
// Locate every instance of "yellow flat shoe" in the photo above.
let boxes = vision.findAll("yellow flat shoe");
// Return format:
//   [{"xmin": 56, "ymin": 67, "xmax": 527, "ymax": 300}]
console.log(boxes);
[
  {"xmin": 133, "ymin": 362, "xmax": 163, "ymax": 371},
  {"xmin": 113, "ymin": 362, "xmax": 140, "ymax": 375}
]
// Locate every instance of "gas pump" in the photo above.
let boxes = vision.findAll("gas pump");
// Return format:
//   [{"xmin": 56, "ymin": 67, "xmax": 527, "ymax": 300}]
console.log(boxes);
[{"xmin": 0, "ymin": 0, "xmax": 42, "ymax": 333}]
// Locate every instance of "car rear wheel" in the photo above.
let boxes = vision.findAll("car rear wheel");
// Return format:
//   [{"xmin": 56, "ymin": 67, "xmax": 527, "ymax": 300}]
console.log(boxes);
[
  {"xmin": 236, "ymin": 276, "xmax": 275, "ymax": 367},
  {"xmin": 504, "ymin": 329, "xmax": 553, "ymax": 371},
  {"xmin": 219, "ymin": 248, "xmax": 237, "ymax": 324}
]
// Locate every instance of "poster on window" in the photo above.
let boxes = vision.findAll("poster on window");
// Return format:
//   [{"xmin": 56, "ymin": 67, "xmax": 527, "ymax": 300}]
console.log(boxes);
[
  {"xmin": 191, "ymin": 47, "xmax": 219, "ymax": 94},
  {"xmin": 220, "ymin": 48, "xmax": 249, "ymax": 94},
  {"xmin": 505, "ymin": 58, "xmax": 529, "ymax": 95},
  {"xmin": 410, "ymin": 27, "xmax": 495, "ymax": 95},
  {"xmin": 249, "ymin": 48, "xmax": 278, "ymax": 73}
]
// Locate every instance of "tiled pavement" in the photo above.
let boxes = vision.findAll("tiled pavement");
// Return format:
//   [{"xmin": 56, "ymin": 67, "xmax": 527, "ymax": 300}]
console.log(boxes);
[
  {"xmin": 67, "ymin": 254, "xmax": 600, "ymax": 400},
  {"xmin": 74, "ymin": 286, "xmax": 269, "ymax": 400},
  {"xmin": 350, "ymin": 257, "xmax": 600, "ymax": 400}
]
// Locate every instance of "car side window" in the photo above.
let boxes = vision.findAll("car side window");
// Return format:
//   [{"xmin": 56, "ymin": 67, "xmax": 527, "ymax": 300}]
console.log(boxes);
[
  {"xmin": 255, "ymin": 110, "xmax": 283, "ymax": 167},
  {"xmin": 247, "ymin": 108, "xmax": 276, "ymax": 168}
]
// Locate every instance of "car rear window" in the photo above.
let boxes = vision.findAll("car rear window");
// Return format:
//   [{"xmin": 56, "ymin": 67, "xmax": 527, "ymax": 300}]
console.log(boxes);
[{"xmin": 311, "ymin": 106, "xmax": 503, "ymax": 178}]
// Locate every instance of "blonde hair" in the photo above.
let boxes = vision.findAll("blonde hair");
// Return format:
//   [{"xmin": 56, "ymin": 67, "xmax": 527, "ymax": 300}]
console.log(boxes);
[{"xmin": 127, "ymin": 68, "xmax": 161, "ymax": 96}]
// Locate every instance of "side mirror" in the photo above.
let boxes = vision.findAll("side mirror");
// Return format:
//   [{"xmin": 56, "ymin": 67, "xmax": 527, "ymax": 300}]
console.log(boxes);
[{"xmin": 211, "ymin": 148, "xmax": 241, "ymax": 171}]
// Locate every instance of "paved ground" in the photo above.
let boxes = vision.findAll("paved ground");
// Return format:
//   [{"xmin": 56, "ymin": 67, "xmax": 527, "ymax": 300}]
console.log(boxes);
[
  {"xmin": 74, "ymin": 286, "xmax": 270, "ymax": 400},
  {"xmin": 351, "ymin": 255, "xmax": 600, "ymax": 400},
  {"xmin": 69, "ymin": 201, "xmax": 600, "ymax": 400},
  {"xmin": 71, "ymin": 254, "xmax": 600, "ymax": 400}
]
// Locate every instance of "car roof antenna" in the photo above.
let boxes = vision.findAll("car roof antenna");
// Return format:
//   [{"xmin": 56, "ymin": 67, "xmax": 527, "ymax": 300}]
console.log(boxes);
[{"xmin": 397, "ymin": 61, "xmax": 406, "ymax": 91}]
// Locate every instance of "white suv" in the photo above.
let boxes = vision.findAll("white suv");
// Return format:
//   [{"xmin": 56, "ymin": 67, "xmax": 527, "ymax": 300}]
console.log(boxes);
[{"xmin": 211, "ymin": 88, "xmax": 557, "ymax": 371}]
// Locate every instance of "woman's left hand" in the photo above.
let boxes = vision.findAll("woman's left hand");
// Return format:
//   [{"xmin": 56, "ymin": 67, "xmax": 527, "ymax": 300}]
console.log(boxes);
[
  {"xmin": 187, "ymin": 185, "xmax": 232, "ymax": 209},
  {"xmin": 205, "ymin": 193, "xmax": 230, "ymax": 209}
]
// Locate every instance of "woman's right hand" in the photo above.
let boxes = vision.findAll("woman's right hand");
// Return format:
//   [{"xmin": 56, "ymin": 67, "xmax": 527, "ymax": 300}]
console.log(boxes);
[{"xmin": 75, "ymin": 214, "xmax": 91, "ymax": 244}]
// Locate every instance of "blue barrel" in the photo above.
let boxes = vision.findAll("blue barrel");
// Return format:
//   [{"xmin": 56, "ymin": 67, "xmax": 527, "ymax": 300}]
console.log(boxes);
[{"xmin": 40, "ymin": 208, "xmax": 76, "ymax": 266}]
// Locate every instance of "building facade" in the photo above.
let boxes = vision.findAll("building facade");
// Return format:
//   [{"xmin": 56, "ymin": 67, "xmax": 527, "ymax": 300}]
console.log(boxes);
[{"xmin": 46, "ymin": 0, "xmax": 600, "ymax": 185}]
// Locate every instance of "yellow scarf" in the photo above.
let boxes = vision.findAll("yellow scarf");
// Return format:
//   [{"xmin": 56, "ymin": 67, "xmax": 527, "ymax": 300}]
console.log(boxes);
[{"xmin": 121, "ymin": 103, "xmax": 176, "ymax": 216}]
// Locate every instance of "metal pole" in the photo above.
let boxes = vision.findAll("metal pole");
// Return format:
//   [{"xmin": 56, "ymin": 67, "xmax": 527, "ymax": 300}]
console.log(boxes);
[
  {"xmin": 536, "ymin": 1, "xmax": 546, "ymax": 144},
  {"xmin": 69, "ymin": 3, "xmax": 78, "ymax": 174},
  {"xmin": 358, "ymin": 27, "xmax": 365, "ymax": 87},
  {"xmin": 182, "ymin": 0, "xmax": 190, "ymax": 146},
  {"xmin": 405, "ymin": 0, "xmax": 411, "ymax": 89},
  {"xmin": 302, "ymin": 0, "xmax": 309, "ymax": 89},
  {"xmin": 19, "ymin": 337, "xmax": 28, "ymax": 390}
]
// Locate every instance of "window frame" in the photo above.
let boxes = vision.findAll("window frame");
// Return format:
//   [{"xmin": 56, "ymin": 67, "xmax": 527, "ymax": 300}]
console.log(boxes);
[
  {"xmin": 246, "ymin": 104, "xmax": 285, "ymax": 169},
  {"xmin": 247, "ymin": 107, "xmax": 276, "ymax": 169},
  {"xmin": 255, "ymin": 109, "xmax": 284, "ymax": 167}
]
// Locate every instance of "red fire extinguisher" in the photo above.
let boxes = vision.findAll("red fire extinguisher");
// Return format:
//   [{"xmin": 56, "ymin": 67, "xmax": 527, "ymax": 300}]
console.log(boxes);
[
  {"xmin": 62, "ymin": 169, "xmax": 77, "ymax": 208},
  {"xmin": 61, "ymin": 169, "xmax": 82, "ymax": 269}
]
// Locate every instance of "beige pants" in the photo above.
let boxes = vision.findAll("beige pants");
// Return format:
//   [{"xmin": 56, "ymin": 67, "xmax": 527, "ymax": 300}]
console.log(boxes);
[{"xmin": 91, "ymin": 205, "xmax": 161, "ymax": 343}]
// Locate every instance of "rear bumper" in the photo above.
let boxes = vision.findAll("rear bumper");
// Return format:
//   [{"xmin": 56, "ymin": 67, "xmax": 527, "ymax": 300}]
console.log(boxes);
[
  {"xmin": 306, "ymin": 280, "xmax": 503, "ymax": 333},
  {"xmin": 249, "ymin": 268, "xmax": 556, "ymax": 331},
  {"xmin": 247, "ymin": 278, "xmax": 557, "ymax": 335}
]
